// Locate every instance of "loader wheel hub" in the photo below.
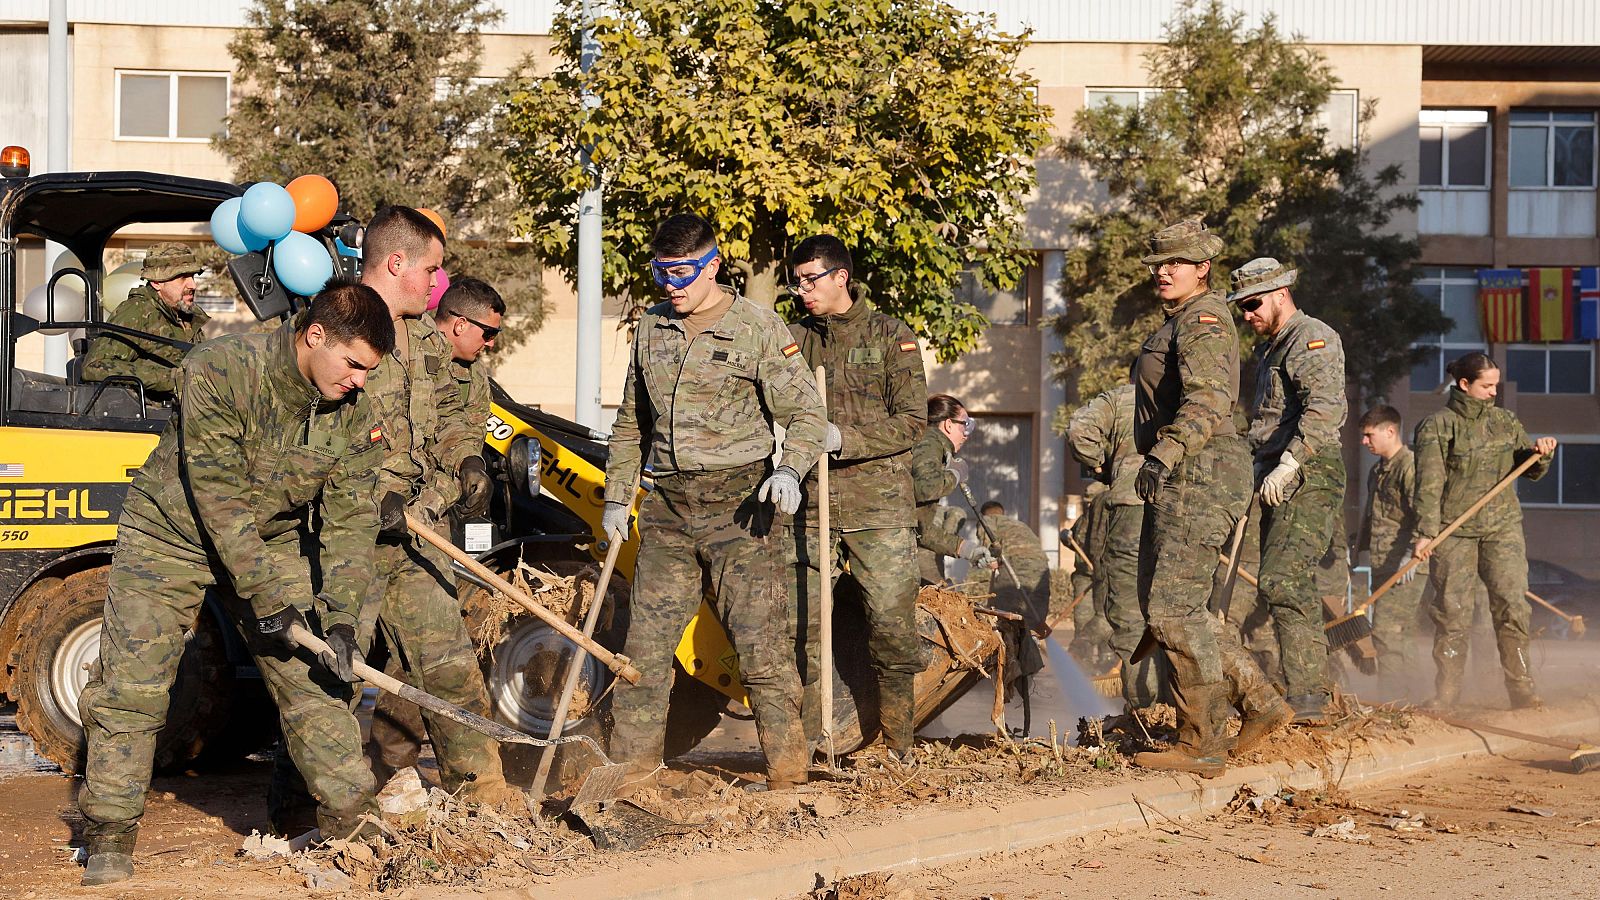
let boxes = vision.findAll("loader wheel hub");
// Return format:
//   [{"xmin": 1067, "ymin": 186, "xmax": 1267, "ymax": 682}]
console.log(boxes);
[
  {"xmin": 489, "ymin": 619, "xmax": 605, "ymax": 733},
  {"xmin": 50, "ymin": 618, "xmax": 101, "ymax": 729}
]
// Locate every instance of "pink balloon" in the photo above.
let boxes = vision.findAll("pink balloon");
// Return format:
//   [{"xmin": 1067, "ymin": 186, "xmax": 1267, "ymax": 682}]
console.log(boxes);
[{"xmin": 428, "ymin": 268, "xmax": 450, "ymax": 312}]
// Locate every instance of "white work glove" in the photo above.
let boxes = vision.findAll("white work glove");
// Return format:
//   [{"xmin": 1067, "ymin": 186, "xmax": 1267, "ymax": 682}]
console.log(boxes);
[
  {"xmin": 960, "ymin": 538, "xmax": 996, "ymax": 569},
  {"xmin": 825, "ymin": 423, "xmax": 843, "ymax": 453},
  {"xmin": 1258, "ymin": 450, "xmax": 1301, "ymax": 507},
  {"xmin": 759, "ymin": 466, "xmax": 803, "ymax": 515},
  {"xmin": 601, "ymin": 500, "xmax": 631, "ymax": 540},
  {"xmin": 1397, "ymin": 549, "xmax": 1418, "ymax": 584}
]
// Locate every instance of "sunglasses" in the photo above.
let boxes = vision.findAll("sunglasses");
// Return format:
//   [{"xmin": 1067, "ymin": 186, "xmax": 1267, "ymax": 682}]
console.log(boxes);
[
  {"xmin": 1237, "ymin": 292, "xmax": 1275, "ymax": 313},
  {"xmin": 650, "ymin": 246, "xmax": 720, "ymax": 290},
  {"xmin": 446, "ymin": 308, "xmax": 501, "ymax": 341}
]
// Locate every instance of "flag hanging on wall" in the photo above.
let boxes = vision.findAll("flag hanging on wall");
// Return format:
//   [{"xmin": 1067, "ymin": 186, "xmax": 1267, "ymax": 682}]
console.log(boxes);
[
  {"xmin": 1477, "ymin": 269, "xmax": 1524, "ymax": 343},
  {"xmin": 1578, "ymin": 268, "xmax": 1600, "ymax": 341},
  {"xmin": 1526, "ymin": 267, "xmax": 1574, "ymax": 342}
]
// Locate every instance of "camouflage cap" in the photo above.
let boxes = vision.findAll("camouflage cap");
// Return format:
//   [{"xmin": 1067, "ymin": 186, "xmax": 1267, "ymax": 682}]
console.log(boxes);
[
  {"xmin": 1227, "ymin": 257, "xmax": 1298, "ymax": 303},
  {"xmin": 1139, "ymin": 219, "xmax": 1225, "ymax": 266},
  {"xmin": 141, "ymin": 243, "xmax": 203, "ymax": 283}
]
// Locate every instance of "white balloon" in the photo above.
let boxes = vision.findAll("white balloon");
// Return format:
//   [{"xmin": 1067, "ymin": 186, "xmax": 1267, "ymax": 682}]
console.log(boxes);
[
  {"xmin": 24, "ymin": 281, "xmax": 87, "ymax": 336},
  {"xmin": 101, "ymin": 261, "xmax": 145, "ymax": 314},
  {"xmin": 50, "ymin": 248, "xmax": 85, "ymax": 274}
]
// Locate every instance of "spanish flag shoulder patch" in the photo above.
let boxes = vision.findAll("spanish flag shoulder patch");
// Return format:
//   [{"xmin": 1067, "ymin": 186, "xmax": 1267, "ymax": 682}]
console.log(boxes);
[
  {"xmin": 1307, "ymin": 339, "xmax": 1326, "ymax": 350},
  {"xmin": 370, "ymin": 425, "xmax": 384, "ymax": 443},
  {"xmin": 898, "ymin": 340, "xmax": 918, "ymax": 352},
  {"xmin": 781, "ymin": 342, "xmax": 801, "ymax": 358},
  {"xmin": 1196, "ymin": 314, "xmax": 1219, "ymax": 325}
]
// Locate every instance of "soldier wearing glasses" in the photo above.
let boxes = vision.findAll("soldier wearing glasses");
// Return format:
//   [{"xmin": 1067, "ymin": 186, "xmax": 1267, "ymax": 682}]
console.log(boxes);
[
  {"xmin": 601, "ymin": 214, "xmax": 826, "ymax": 791},
  {"xmin": 785, "ymin": 234, "xmax": 927, "ymax": 758},
  {"xmin": 911, "ymin": 394, "xmax": 994, "ymax": 584}
]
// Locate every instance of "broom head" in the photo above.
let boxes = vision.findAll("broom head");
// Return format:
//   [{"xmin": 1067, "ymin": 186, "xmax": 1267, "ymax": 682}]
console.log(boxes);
[{"xmin": 1572, "ymin": 745, "xmax": 1600, "ymax": 774}]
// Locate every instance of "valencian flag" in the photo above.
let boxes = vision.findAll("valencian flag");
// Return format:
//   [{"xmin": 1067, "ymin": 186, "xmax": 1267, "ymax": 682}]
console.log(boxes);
[
  {"xmin": 1526, "ymin": 267, "xmax": 1574, "ymax": 342},
  {"xmin": 1477, "ymin": 269, "xmax": 1524, "ymax": 343},
  {"xmin": 1578, "ymin": 268, "xmax": 1600, "ymax": 341}
]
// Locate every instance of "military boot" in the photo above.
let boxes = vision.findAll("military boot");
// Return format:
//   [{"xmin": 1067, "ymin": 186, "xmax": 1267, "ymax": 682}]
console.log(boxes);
[
  {"xmin": 81, "ymin": 851, "xmax": 134, "ymax": 887},
  {"xmin": 1498, "ymin": 634, "xmax": 1543, "ymax": 709},
  {"xmin": 1133, "ymin": 682, "xmax": 1227, "ymax": 778},
  {"xmin": 1425, "ymin": 661, "xmax": 1464, "ymax": 710},
  {"xmin": 1233, "ymin": 697, "xmax": 1294, "ymax": 756},
  {"xmin": 878, "ymin": 672, "xmax": 917, "ymax": 756},
  {"xmin": 1286, "ymin": 692, "xmax": 1331, "ymax": 726}
]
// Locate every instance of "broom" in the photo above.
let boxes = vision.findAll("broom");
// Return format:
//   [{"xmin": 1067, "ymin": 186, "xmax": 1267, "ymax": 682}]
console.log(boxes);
[
  {"xmin": 1411, "ymin": 708, "xmax": 1600, "ymax": 773},
  {"xmin": 1325, "ymin": 453, "xmax": 1543, "ymax": 651},
  {"xmin": 1527, "ymin": 590, "xmax": 1587, "ymax": 638},
  {"xmin": 1218, "ymin": 551, "xmax": 1378, "ymax": 674}
]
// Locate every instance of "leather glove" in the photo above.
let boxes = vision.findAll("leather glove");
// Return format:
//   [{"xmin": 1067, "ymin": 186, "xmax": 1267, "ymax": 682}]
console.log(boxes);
[
  {"xmin": 1258, "ymin": 450, "xmax": 1302, "ymax": 507},
  {"xmin": 1134, "ymin": 456, "xmax": 1168, "ymax": 503},
  {"xmin": 256, "ymin": 605, "xmax": 309, "ymax": 653},
  {"xmin": 318, "ymin": 623, "xmax": 363, "ymax": 683},
  {"xmin": 378, "ymin": 491, "xmax": 408, "ymax": 538},
  {"xmin": 601, "ymin": 500, "xmax": 632, "ymax": 540},
  {"xmin": 1397, "ymin": 549, "xmax": 1418, "ymax": 584},
  {"xmin": 960, "ymin": 538, "xmax": 995, "ymax": 569},
  {"xmin": 758, "ymin": 466, "xmax": 803, "ymax": 515},
  {"xmin": 945, "ymin": 456, "xmax": 970, "ymax": 484},
  {"xmin": 825, "ymin": 423, "xmax": 843, "ymax": 454},
  {"xmin": 456, "ymin": 456, "xmax": 492, "ymax": 518}
]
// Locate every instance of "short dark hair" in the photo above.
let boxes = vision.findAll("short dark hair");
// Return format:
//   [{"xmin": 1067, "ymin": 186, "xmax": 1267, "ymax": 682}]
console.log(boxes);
[
  {"xmin": 651, "ymin": 213, "xmax": 716, "ymax": 259},
  {"xmin": 304, "ymin": 278, "xmax": 395, "ymax": 356},
  {"xmin": 790, "ymin": 234, "xmax": 853, "ymax": 281},
  {"xmin": 980, "ymin": 501, "xmax": 1005, "ymax": 516},
  {"xmin": 1359, "ymin": 405, "xmax": 1402, "ymax": 431},
  {"xmin": 365, "ymin": 205, "xmax": 444, "ymax": 268},
  {"xmin": 1446, "ymin": 350, "xmax": 1498, "ymax": 387},
  {"xmin": 928, "ymin": 393, "xmax": 966, "ymax": 423},
  {"xmin": 435, "ymin": 275, "xmax": 505, "ymax": 323}
]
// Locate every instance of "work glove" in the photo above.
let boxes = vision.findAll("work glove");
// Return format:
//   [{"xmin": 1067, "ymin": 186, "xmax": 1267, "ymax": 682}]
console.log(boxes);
[
  {"xmin": 758, "ymin": 466, "xmax": 803, "ymax": 515},
  {"xmin": 825, "ymin": 423, "xmax": 843, "ymax": 454},
  {"xmin": 318, "ymin": 623, "xmax": 363, "ymax": 683},
  {"xmin": 1134, "ymin": 456, "xmax": 1168, "ymax": 503},
  {"xmin": 944, "ymin": 456, "xmax": 970, "ymax": 484},
  {"xmin": 1258, "ymin": 450, "xmax": 1301, "ymax": 507},
  {"xmin": 378, "ymin": 491, "xmax": 409, "ymax": 538},
  {"xmin": 456, "ymin": 456, "xmax": 492, "ymax": 518},
  {"xmin": 256, "ymin": 605, "xmax": 309, "ymax": 653},
  {"xmin": 1397, "ymin": 549, "xmax": 1418, "ymax": 585},
  {"xmin": 601, "ymin": 500, "xmax": 632, "ymax": 541},
  {"xmin": 959, "ymin": 538, "xmax": 996, "ymax": 569}
]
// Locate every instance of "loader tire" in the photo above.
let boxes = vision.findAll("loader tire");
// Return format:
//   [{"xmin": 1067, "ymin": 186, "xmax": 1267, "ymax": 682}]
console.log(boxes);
[{"xmin": 11, "ymin": 568, "xmax": 232, "ymax": 774}]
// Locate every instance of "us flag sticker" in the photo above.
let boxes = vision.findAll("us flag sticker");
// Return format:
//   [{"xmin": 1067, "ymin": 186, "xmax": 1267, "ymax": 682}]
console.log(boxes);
[
  {"xmin": 1197, "ymin": 314, "xmax": 1219, "ymax": 324},
  {"xmin": 370, "ymin": 425, "xmax": 384, "ymax": 443},
  {"xmin": 898, "ymin": 340, "xmax": 918, "ymax": 352},
  {"xmin": 781, "ymin": 342, "xmax": 801, "ymax": 358},
  {"xmin": 1307, "ymin": 339, "xmax": 1326, "ymax": 350}
]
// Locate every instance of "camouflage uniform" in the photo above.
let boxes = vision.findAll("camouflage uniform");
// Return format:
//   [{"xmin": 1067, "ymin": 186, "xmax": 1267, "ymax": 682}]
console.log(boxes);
[
  {"xmin": 1064, "ymin": 486, "xmax": 1112, "ymax": 666},
  {"xmin": 81, "ymin": 284, "xmax": 209, "ymax": 403},
  {"xmin": 1069, "ymin": 384, "xmax": 1159, "ymax": 704},
  {"xmin": 78, "ymin": 321, "xmax": 386, "ymax": 854},
  {"xmin": 605, "ymin": 288, "xmax": 825, "ymax": 783},
  {"xmin": 789, "ymin": 296, "xmax": 926, "ymax": 751},
  {"xmin": 1245, "ymin": 308, "xmax": 1348, "ymax": 704},
  {"xmin": 1414, "ymin": 387, "xmax": 1550, "ymax": 705},
  {"xmin": 982, "ymin": 512, "xmax": 1049, "ymax": 685},
  {"xmin": 911, "ymin": 428, "xmax": 965, "ymax": 584},
  {"xmin": 1357, "ymin": 445, "xmax": 1428, "ymax": 694}
]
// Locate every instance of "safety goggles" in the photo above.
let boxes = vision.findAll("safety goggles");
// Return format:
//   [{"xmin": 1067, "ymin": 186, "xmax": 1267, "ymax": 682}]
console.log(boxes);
[
  {"xmin": 947, "ymin": 416, "xmax": 978, "ymax": 437},
  {"xmin": 650, "ymin": 246, "xmax": 719, "ymax": 290},
  {"xmin": 1146, "ymin": 259, "xmax": 1200, "ymax": 276}
]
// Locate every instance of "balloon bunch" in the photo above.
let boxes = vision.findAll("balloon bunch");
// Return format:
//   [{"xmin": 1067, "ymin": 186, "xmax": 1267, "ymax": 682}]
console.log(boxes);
[{"xmin": 209, "ymin": 175, "xmax": 340, "ymax": 297}]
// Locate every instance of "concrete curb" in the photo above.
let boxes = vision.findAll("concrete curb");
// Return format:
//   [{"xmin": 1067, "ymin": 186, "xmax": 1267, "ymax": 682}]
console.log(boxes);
[{"xmin": 498, "ymin": 706, "xmax": 1600, "ymax": 900}]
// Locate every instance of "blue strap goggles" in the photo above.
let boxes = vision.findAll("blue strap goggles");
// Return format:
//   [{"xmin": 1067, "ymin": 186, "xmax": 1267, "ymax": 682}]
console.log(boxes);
[{"xmin": 650, "ymin": 246, "xmax": 719, "ymax": 290}]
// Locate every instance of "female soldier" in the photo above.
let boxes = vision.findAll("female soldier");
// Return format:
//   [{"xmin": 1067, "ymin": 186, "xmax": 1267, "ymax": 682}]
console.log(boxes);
[{"xmin": 1412, "ymin": 351, "xmax": 1556, "ymax": 709}]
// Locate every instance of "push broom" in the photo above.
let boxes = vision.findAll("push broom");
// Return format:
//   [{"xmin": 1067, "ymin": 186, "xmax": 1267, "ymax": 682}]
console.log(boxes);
[{"xmin": 1411, "ymin": 708, "xmax": 1600, "ymax": 773}]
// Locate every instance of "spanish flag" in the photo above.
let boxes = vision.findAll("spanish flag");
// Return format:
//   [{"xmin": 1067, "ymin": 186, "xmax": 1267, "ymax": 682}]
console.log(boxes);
[
  {"xmin": 1477, "ymin": 269, "xmax": 1524, "ymax": 343},
  {"xmin": 1526, "ymin": 267, "xmax": 1574, "ymax": 342}
]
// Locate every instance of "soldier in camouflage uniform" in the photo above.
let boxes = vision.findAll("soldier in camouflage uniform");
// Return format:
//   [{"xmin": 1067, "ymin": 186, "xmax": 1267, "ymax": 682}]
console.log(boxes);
[
  {"xmin": 81, "ymin": 242, "xmax": 209, "ymax": 404},
  {"xmin": 979, "ymin": 501, "xmax": 1048, "ymax": 689},
  {"xmin": 367, "ymin": 276, "xmax": 504, "ymax": 783},
  {"xmin": 911, "ymin": 394, "xmax": 993, "ymax": 584},
  {"xmin": 1232, "ymin": 258, "xmax": 1348, "ymax": 723},
  {"xmin": 75, "ymin": 283, "xmax": 394, "ymax": 886},
  {"xmin": 785, "ymin": 236, "xmax": 927, "ymax": 755},
  {"xmin": 1357, "ymin": 405, "xmax": 1428, "ymax": 699},
  {"xmin": 1129, "ymin": 221, "xmax": 1288, "ymax": 777},
  {"xmin": 601, "ymin": 214, "xmax": 826, "ymax": 790},
  {"xmin": 1412, "ymin": 352, "xmax": 1556, "ymax": 709},
  {"xmin": 1063, "ymin": 484, "xmax": 1114, "ymax": 669},
  {"xmin": 1069, "ymin": 383, "xmax": 1164, "ymax": 705}
]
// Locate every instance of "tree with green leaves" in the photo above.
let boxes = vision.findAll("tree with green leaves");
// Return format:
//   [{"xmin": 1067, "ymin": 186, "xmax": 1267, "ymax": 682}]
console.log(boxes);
[
  {"xmin": 1049, "ymin": 0, "xmax": 1445, "ymax": 424},
  {"xmin": 502, "ymin": 0, "xmax": 1050, "ymax": 360},
  {"xmin": 217, "ymin": 0, "xmax": 544, "ymax": 347}
]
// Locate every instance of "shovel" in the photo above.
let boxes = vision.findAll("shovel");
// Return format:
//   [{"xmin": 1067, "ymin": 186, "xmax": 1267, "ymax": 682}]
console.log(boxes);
[{"xmin": 288, "ymin": 623, "xmax": 631, "ymax": 806}]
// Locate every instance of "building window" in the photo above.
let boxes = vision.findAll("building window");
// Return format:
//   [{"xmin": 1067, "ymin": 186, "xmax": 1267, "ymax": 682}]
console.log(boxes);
[
  {"xmin": 1419, "ymin": 109, "xmax": 1490, "ymax": 188},
  {"xmin": 1503, "ymin": 345, "xmax": 1593, "ymax": 394},
  {"xmin": 1410, "ymin": 267, "xmax": 1488, "ymax": 392},
  {"xmin": 116, "ymin": 71, "xmax": 230, "ymax": 141},
  {"xmin": 1517, "ymin": 441, "xmax": 1600, "ymax": 507},
  {"xmin": 1086, "ymin": 88, "xmax": 1357, "ymax": 149},
  {"xmin": 955, "ymin": 262, "xmax": 1036, "ymax": 326},
  {"xmin": 1509, "ymin": 110, "xmax": 1596, "ymax": 189}
]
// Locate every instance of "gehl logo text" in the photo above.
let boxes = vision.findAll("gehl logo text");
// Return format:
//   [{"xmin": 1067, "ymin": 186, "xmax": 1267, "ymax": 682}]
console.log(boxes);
[{"xmin": 0, "ymin": 485, "xmax": 128, "ymax": 524}]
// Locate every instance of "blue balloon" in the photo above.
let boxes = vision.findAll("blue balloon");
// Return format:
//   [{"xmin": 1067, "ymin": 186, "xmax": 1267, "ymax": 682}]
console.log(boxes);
[
  {"xmin": 272, "ymin": 231, "xmax": 335, "ymax": 297},
  {"xmin": 239, "ymin": 182, "xmax": 297, "ymax": 242},
  {"xmin": 209, "ymin": 197, "xmax": 267, "ymax": 254}
]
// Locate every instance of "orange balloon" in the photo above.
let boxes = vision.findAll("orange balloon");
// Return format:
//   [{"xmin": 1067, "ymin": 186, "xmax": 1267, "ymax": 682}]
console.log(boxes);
[
  {"xmin": 287, "ymin": 174, "xmax": 339, "ymax": 233},
  {"xmin": 417, "ymin": 207, "xmax": 447, "ymax": 239}
]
